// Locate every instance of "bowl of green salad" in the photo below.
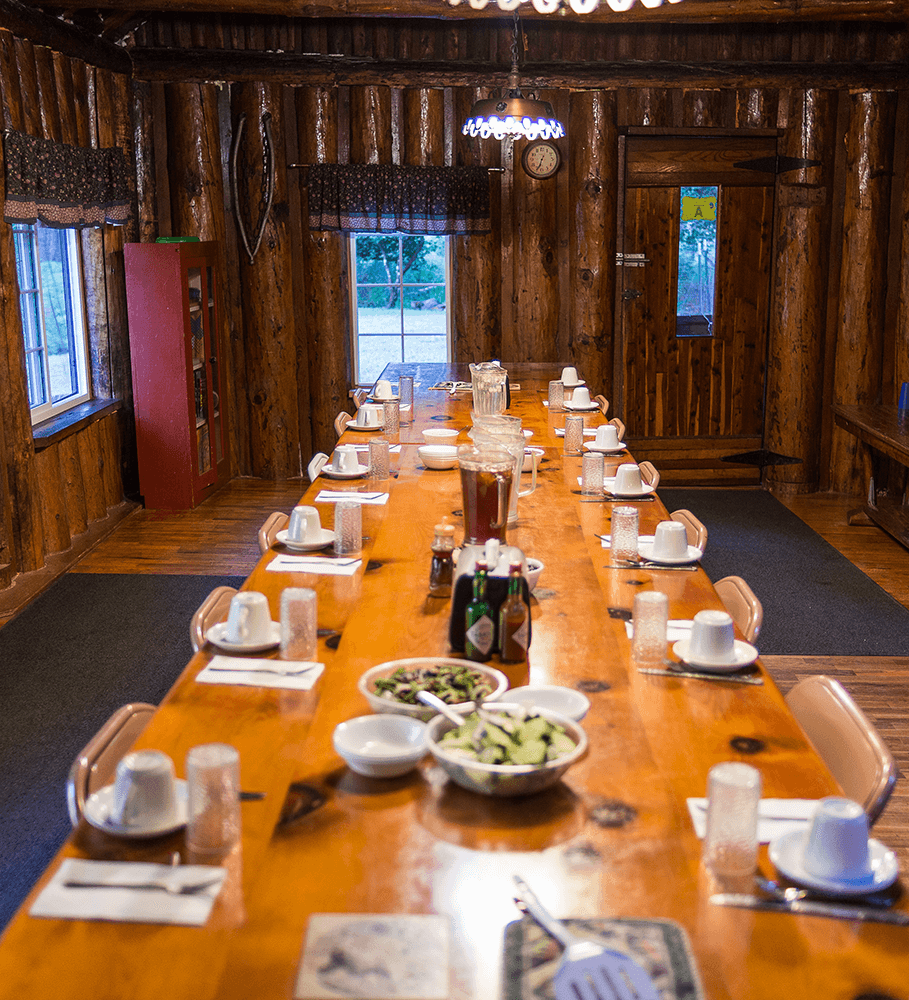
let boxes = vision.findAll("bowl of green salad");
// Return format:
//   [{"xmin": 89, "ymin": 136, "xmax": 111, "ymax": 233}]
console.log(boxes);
[
  {"xmin": 425, "ymin": 703, "xmax": 587, "ymax": 796},
  {"xmin": 358, "ymin": 658, "xmax": 508, "ymax": 722}
]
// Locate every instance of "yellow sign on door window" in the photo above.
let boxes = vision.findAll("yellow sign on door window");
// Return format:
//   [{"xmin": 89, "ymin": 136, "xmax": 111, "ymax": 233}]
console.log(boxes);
[{"xmin": 681, "ymin": 195, "xmax": 717, "ymax": 222}]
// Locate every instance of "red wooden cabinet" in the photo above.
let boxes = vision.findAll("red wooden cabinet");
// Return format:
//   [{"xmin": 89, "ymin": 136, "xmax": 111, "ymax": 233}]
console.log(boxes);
[{"xmin": 125, "ymin": 241, "xmax": 230, "ymax": 509}]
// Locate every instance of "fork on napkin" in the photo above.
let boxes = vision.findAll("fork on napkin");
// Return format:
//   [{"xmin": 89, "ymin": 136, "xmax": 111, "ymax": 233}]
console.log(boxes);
[
  {"xmin": 267, "ymin": 555, "xmax": 361, "ymax": 576},
  {"xmin": 30, "ymin": 859, "xmax": 226, "ymax": 925},
  {"xmin": 314, "ymin": 490, "xmax": 389, "ymax": 505},
  {"xmin": 197, "ymin": 656, "xmax": 325, "ymax": 689},
  {"xmin": 625, "ymin": 620, "xmax": 694, "ymax": 642},
  {"xmin": 687, "ymin": 798, "xmax": 819, "ymax": 844}
]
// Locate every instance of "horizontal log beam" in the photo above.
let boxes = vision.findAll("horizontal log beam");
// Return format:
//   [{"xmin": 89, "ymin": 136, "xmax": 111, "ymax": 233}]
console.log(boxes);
[
  {"xmin": 130, "ymin": 49, "xmax": 909, "ymax": 90},
  {"xmin": 0, "ymin": 0, "xmax": 131, "ymax": 73},
  {"xmin": 26, "ymin": 0, "xmax": 909, "ymax": 24}
]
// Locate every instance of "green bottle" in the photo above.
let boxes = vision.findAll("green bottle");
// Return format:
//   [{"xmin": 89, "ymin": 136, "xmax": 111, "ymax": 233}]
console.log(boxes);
[{"xmin": 465, "ymin": 561, "xmax": 494, "ymax": 662}]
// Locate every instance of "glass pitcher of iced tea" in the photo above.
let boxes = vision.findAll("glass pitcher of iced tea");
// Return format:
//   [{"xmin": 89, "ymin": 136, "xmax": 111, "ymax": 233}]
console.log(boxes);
[{"xmin": 457, "ymin": 444, "xmax": 513, "ymax": 544}]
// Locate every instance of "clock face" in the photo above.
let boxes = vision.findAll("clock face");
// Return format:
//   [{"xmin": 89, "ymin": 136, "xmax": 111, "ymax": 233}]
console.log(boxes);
[{"xmin": 522, "ymin": 141, "xmax": 561, "ymax": 179}]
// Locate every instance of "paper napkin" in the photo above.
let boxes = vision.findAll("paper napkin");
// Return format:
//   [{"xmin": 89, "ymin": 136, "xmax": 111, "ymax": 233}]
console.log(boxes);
[
  {"xmin": 314, "ymin": 490, "xmax": 389, "ymax": 506},
  {"xmin": 554, "ymin": 427, "xmax": 597, "ymax": 437},
  {"xmin": 197, "ymin": 656, "xmax": 325, "ymax": 690},
  {"xmin": 351, "ymin": 444, "xmax": 402, "ymax": 454},
  {"xmin": 30, "ymin": 859, "xmax": 226, "ymax": 925},
  {"xmin": 267, "ymin": 555, "xmax": 362, "ymax": 576},
  {"xmin": 687, "ymin": 798, "xmax": 819, "ymax": 844},
  {"xmin": 601, "ymin": 534, "xmax": 655, "ymax": 548},
  {"xmin": 625, "ymin": 620, "xmax": 694, "ymax": 642}
]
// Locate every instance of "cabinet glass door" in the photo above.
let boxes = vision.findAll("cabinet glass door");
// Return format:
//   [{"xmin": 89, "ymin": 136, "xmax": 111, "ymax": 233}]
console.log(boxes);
[
  {"xmin": 188, "ymin": 266, "xmax": 212, "ymax": 477},
  {"xmin": 207, "ymin": 265, "xmax": 224, "ymax": 466}
]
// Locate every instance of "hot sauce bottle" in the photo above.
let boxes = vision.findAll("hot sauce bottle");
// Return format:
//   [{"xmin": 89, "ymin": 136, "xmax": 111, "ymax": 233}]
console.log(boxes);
[
  {"xmin": 499, "ymin": 561, "xmax": 529, "ymax": 663},
  {"xmin": 464, "ymin": 561, "xmax": 494, "ymax": 662}
]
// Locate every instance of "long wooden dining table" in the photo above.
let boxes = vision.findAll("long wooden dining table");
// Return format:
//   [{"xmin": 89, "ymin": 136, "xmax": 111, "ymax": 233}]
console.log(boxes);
[{"xmin": 1, "ymin": 362, "xmax": 907, "ymax": 1000}]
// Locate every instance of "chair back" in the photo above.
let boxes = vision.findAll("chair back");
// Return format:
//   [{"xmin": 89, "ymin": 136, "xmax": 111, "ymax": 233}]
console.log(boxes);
[
  {"xmin": 594, "ymin": 394, "xmax": 609, "ymax": 415},
  {"xmin": 608, "ymin": 417, "xmax": 625, "ymax": 440},
  {"xmin": 190, "ymin": 585, "xmax": 238, "ymax": 653},
  {"xmin": 258, "ymin": 511, "xmax": 289, "ymax": 555},
  {"xmin": 638, "ymin": 461, "xmax": 660, "ymax": 489},
  {"xmin": 334, "ymin": 411, "xmax": 352, "ymax": 438},
  {"xmin": 714, "ymin": 575, "xmax": 762, "ymax": 642},
  {"xmin": 349, "ymin": 388, "xmax": 368, "ymax": 409},
  {"xmin": 670, "ymin": 509, "xmax": 708, "ymax": 551},
  {"xmin": 66, "ymin": 702, "xmax": 156, "ymax": 826},
  {"xmin": 785, "ymin": 675, "xmax": 897, "ymax": 824}
]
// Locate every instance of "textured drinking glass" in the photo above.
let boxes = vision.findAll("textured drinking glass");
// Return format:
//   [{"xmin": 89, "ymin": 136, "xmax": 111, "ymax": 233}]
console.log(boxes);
[
  {"xmin": 563, "ymin": 414, "xmax": 584, "ymax": 456},
  {"xmin": 383, "ymin": 399, "xmax": 400, "ymax": 437},
  {"xmin": 368, "ymin": 437, "xmax": 390, "ymax": 480},
  {"xmin": 704, "ymin": 762, "xmax": 762, "ymax": 876},
  {"xmin": 631, "ymin": 590, "xmax": 669, "ymax": 664},
  {"xmin": 280, "ymin": 587, "xmax": 317, "ymax": 660},
  {"xmin": 186, "ymin": 743, "xmax": 241, "ymax": 858},
  {"xmin": 611, "ymin": 505, "xmax": 639, "ymax": 562},
  {"xmin": 548, "ymin": 380, "xmax": 564, "ymax": 411},
  {"xmin": 581, "ymin": 451, "xmax": 605, "ymax": 496},
  {"xmin": 398, "ymin": 376, "xmax": 414, "ymax": 423},
  {"xmin": 334, "ymin": 501, "xmax": 362, "ymax": 555}
]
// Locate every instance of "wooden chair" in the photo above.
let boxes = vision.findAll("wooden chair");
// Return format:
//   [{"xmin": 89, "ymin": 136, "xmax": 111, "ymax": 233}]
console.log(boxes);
[
  {"xmin": 594, "ymin": 394, "xmax": 609, "ymax": 415},
  {"xmin": 670, "ymin": 508, "xmax": 708, "ymax": 551},
  {"xmin": 190, "ymin": 584, "xmax": 238, "ymax": 653},
  {"xmin": 334, "ymin": 411, "xmax": 352, "ymax": 438},
  {"xmin": 785, "ymin": 675, "xmax": 897, "ymax": 824},
  {"xmin": 349, "ymin": 388, "xmax": 368, "ymax": 409},
  {"xmin": 608, "ymin": 417, "xmax": 625, "ymax": 439},
  {"xmin": 639, "ymin": 460, "xmax": 660, "ymax": 489},
  {"xmin": 258, "ymin": 511, "xmax": 289, "ymax": 555},
  {"xmin": 714, "ymin": 575, "xmax": 762, "ymax": 642},
  {"xmin": 66, "ymin": 702, "xmax": 156, "ymax": 826}
]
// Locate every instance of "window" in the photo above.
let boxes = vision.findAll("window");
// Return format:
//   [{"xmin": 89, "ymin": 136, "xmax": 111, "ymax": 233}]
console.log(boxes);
[
  {"xmin": 349, "ymin": 233, "xmax": 451, "ymax": 385},
  {"xmin": 13, "ymin": 222, "xmax": 91, "ymax": 424},
  {"xmin": 676, "ymin": 186, "xmax": 718, "ymax": 338}
]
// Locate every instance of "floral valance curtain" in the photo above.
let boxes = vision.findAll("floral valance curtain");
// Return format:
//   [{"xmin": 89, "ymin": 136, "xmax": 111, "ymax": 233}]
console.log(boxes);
[
  {"xmin": 3, "ymin": 129, "xmax": 131, "ymax": 229},
  {"xmin": 308, "ymin": 163, "xmax": 491, "ymax": 235}
]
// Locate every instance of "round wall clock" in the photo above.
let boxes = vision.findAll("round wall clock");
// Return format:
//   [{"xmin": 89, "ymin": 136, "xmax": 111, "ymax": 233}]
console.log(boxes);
[{"xmin": 521, "ymin": 140, "xmax": 561, "ymax": 179}]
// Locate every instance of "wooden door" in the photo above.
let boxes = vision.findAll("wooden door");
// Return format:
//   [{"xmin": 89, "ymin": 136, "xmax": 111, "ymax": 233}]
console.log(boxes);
[{"xmin": 617, "ymin": 136, "xmax": 777, "ymax": 484}]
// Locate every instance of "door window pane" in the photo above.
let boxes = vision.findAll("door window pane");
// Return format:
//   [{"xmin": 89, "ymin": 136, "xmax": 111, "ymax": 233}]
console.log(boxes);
[{"xmin": 676, "ymin": 186, "xmax": 718, "ymax": 338}]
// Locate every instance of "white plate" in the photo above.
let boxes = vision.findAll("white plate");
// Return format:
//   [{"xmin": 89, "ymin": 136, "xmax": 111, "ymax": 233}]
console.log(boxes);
[
  {"xmin": 83, "ymin": 780, "xmax": 189, "ymax": 839},
  {"xmin": 276, "ymin": 528, "xmax": 335, "ymax": 552},
  {"xmin": 563, "ymin": 401, "xmax": 600, "ymax": 411},
  {"xmin": 769, "ymin": 829, "xmax": 900, "ymax": 896},
  {"xmin": 637, "ymin": 542, "xmax": 703, "ymax": 565},
  {"xmin": 345, "ymin": 419, "xmax": 384, "ymax": 432},
  {"xmin": 369, "ymin": 394, "xmax": 398, "ymax": 402},
  {"xmin": 320, "ymin": 464, "xmax": 369, "ymax": 480},
  {"xmin": 584, "ymin": 443, "xmax": 627, "ymax": 455},
  {"xmin": 672, "ymin": 638, "xmax": 759, "ymax": 672},
  {"xmin": 603, "ymin": 480, "xmax": 657, "ymax": 499},
  {"xmin": 562, "ymin": 379, "xmax": 586, "ymax": 388},
  {"xmin": 205, "ymin": 620, "xmax": 281, "ymax": 653}
]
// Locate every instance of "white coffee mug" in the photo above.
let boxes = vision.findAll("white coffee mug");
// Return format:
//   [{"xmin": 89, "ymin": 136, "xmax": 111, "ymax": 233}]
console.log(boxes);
[
  {"xmin": 561, "ymin": 366, "xmax": 579, "ymax": 386},
  {"xmin": 225, "ymin": 591, "xmax": 273, "ymax": 644},
  {"xmin": 802, "ymin": 797, "xmax": 873, "ymax": 882},
  {"xmin": 652, "ymin": 521, "xmax": 689, "ymax": 560},
  {"xmin": 571, "ymin": 386, "xmax": 593, "ymax": 408},
  {"xmin": 288, "ymin": 505, "xmax": 320, "ymax": 542},
  {"xmin": 332, "ymin": 445, "xmax": 359, "ymax": 474},
  {"xmin": 357, "ymin": 404, "xmax": 382, "ymax": 427},
  {"xmin": 594, "ymin": 424, "xmax": 620, "ymax": 450},
  {"xmin": 110, "ymin": 749, "xmax": 177, "ymax": 828},
  {"xmin": 374, "ymin": 379, "xmax": 394, "ymax": 400},
  {"xmin": 687, "ymin": 609, "xmax": 736, "ymax": 664},
  {"xmin": 613, "ymin": 463, "xmax": 644, "ymax": 495}
]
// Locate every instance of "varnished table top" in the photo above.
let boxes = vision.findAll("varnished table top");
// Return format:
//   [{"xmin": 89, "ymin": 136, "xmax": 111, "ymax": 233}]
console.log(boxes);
[{"xmin": 1, "ymin": 364, "xmax": 906, "ymax": 1000}]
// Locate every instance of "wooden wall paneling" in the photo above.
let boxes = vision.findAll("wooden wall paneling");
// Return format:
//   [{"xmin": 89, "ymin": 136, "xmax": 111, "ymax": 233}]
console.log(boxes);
[
  {"xmin": 567, "ymin": 90, "xmax": 616, "ymax": 404},
  {"xmin": 882, "ymin": 91, "xmax": 909, "ymax": 403},
  {"xmin": 296, "ymin": 84, "xmax": 350, "ymax": 456},
  {"xmin": 13, "ymin": 37, "xmax": 41, "ymax": 134},
  {"xmin": 52, "ymin": 52, "xmax": 77, "ymax": 144},
  {"xmin": 232, "ymin": 81, "xmax": 301, "ymax": 478},
  {"xmin": 349, "ymin": 85, "xmax": 392, "ymax": 164},
  {"xmin": 57, "ymin": 434, "xmax": 88, "ymax": 537},
  {"xmin": 896, "ymin": 92, "xmax": 909, "ymax": 395},
  {"xmin": 99, "ymin": 411, "xmax": 123, "ymax": 508},
  {"xmin": 77, "ymin": 420, "xmax": 107, "ymax": 524},
  {"xmin": 829, "ymin": 89, "xmax": 897, "ymax": 493},
  {"xmin": 765, "ymin": 89, "xmax": 837, "ymax": 494},
  {"xmin": 132, "ymin": 80, "xmax": 159, "ymax": 243},
  {"xmin": 402, "ymin": 87, "xmax": 444, "ymax": 166},
  {"xmin": 34, "ymin": 445, "xmax": 71, "ymax": 555},
  {"xmin": 34, "ymin": 44, "xmax": 60, "ymax": 141},
  {"xmin": 682, "ymin": 89, "xmax": 726, "ymax": 128}
]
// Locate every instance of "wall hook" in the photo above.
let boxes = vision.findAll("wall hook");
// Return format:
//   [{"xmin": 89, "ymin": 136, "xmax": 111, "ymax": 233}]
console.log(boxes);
[{"xmin": 231, "ymin": 112, "xmax": 275, "ymax": 265}]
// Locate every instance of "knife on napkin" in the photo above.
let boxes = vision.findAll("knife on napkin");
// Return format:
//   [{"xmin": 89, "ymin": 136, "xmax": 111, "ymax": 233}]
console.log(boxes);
[{"xmin": 710, "ymin": 893, "xmax": 909, "ymax": 925}]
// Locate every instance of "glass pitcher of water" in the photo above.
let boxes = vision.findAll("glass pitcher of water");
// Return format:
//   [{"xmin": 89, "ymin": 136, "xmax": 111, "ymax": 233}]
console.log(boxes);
[{"xmin": 469, "ymin": 362, "xmax": 508, "ymax": 416}]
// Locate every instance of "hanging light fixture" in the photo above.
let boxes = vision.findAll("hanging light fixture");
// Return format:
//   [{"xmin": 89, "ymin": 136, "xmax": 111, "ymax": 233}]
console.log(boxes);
[
  {"xmin": 450, "ymin": 0, "xmax": 684, "ymax": 11},
  {"xmin": 461, "ymin": 14, "xmax": 565, "ymax": 141}
]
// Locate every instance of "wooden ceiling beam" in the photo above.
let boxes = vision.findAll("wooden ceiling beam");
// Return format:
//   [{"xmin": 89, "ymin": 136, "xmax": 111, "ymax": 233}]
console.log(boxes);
[{"xmin": 129, "ymin": 47, "xmax": 909, "ymax": 88}]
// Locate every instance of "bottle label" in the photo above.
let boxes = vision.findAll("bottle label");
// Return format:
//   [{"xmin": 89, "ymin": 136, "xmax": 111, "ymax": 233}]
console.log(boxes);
[
  {"xmin": 466, "ymin": 615, "xmax": 494, "ymax": 656},
  {"xmin": 511, "ymin": 616, "xmax": 530, "ymax": 651}
]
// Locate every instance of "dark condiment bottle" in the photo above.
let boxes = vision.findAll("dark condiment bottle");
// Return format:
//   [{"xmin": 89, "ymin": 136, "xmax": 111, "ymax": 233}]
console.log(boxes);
[
  {"xmin": 464, "ymin": 560, "xmax": 495, "ymax": 662},
  {"xmin": 499, "ymin": 561, "xmax": 529, "ymax": 663},
  {"xmin": 429, "ymin": 522, "xmax": 456, "ymax": 597}
]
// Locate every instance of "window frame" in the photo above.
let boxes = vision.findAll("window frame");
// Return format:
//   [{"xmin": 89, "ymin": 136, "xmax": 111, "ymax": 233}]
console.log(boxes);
[
  {"xmin": 347, "ymin": 232, "xmax": 453, "ymax": 386},
  {"xmin": 14, "ymin": 222, "xmax": 92, "ymax": 426}
]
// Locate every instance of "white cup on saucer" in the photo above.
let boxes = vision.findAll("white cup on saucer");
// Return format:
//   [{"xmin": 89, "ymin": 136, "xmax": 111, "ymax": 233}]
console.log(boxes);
[
  {"xmin": 332, "ymin": 444, "xmax": 360, "ymax": 474},
  {"xmin": 357, "ymin": 404, "xmax": 383, "ymax": 428},
  {"xmin": 802, "ymin": 797, "xmax": 873, "ymax": 882},
  {"xmin": 571, "ymin": 386, "xmax": 593, "ymax": 408},
  {"xmin": 651, "ymin": 521, "xmax": 689, "ymax": 560},
  {"xmin": 687, "ymin": 609, "xmax": 736, "ymax": 664},
  {"xmin": 374, "ymin": 378, "xmax": 394, "ymax": 400},
  {"xmin": 594, "ymin": 424, "xmax": 620, "ymax": 450},
  {"xmin": 110, "ymin": 750, "xmax": 177, "ymax": 828},
  {"xmin": 288, "ymin": 505, "xmax": 321, "ymax": 543},
  {"xmin": 613, "ymin": 463, "xmax": 644, "ymax": 495},
  {"xmin": 225, "ymin": 591, "xmax": 273, "ymax": 645},
  {"xmin": 561, "ymin": 366, "xmax": 579, "ymax": 386}
]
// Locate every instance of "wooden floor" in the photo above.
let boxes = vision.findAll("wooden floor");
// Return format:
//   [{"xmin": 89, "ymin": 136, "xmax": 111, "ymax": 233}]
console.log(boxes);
[{"xmin": 35, "ymin": 479, "xmax": 909, "ymax": 870}]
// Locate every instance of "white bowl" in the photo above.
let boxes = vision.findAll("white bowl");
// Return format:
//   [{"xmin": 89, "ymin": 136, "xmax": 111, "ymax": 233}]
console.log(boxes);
[
  {"xmin": 507, "ymin": 685, "xmax": 590, "ymax": 722},
  {"xmin": 523, "ymin": 447, "xmax": 544, "ymax": 473},
  {"xmin": 333, "ymin": 714, "xmax": 429, "ymax": 778},
  {"xmin": 422, "ymin": 427, "xmax": 459, "ymax": 444},
  {"xmin": 418, "ymin": 445, "xmax": 459, "ymax": 470},
  {"xmin": 358, "ymin": 658, "xmax": 509, "ymax": 722},
  {"xmin": 526, "ymin": 558, "xmax": 543, "ymax": 592},
  {"xmin": 425, "ymin": 705, "xmax": 587, "ymax": 797}
]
